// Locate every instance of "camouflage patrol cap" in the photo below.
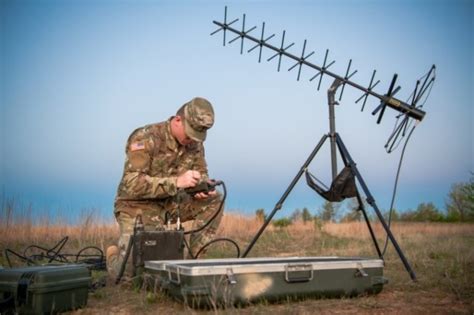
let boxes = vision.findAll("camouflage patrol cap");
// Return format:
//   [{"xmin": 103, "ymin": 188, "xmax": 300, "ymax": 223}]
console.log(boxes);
[{"xmin": 183, "ymin": 97, "xmax": 214, "ymax": 142}]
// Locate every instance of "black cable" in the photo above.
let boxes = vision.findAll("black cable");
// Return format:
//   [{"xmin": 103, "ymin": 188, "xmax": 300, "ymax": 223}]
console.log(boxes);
[
  {"xmin": 23, "ymin": 237, "xmax": 69, "ymax": 264},
  {"xmin": 381, "ymin": 67, "xmax": 435, "ymax": 255},
  {"xmin": 184, "ymin": 236, "xmax": 241, "ymax": 259},
  {"xmin": 5, "ymin": 237, "xmax": 106, "ymax": 270},
  {"xmin": 180, "ymin": 181, "xmax": 241, "ymax": 259},
  {"xmin": 75, "ymin": 246, "xmax": 105, "ymax": 269},
  {"xmin": 75, "ymin": 246, "xmax": 104, "ymax": 262},
  {"xmin": 194, "ymin": 238, "xmax": 240, "ymax": 259},
  {"xmin": 183, "ymin": 237, "xmax": 195, "ymax": 259},
  {"xmin": 23, "ymin": 244, "xmax": 53, "ymax": 262},
  {"xmin": 382, "ymin": 122, "xmax": 416, "ymax": 256},
  {"xmin": 183, "ymin": 181, "xmax": 226, "ymax": 235},
  {"xmin": 4, "ymin": 249, "xmax": 36, "ymax": 267},
  {"xmin": 47, "ymin": 236, "xmax": 68, "ymax": 263}
]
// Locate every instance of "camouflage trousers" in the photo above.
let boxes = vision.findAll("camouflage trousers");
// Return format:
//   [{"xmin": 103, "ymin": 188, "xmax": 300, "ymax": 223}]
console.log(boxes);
[{"xmin": 107, "ymin": 192, "xmax": 223, "ymax": 279}]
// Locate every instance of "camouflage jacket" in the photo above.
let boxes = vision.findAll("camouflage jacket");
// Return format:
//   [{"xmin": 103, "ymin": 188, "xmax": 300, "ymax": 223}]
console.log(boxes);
[{"xmin": 114, "ymin": 119, "xmax": 208, "ymax": 211}]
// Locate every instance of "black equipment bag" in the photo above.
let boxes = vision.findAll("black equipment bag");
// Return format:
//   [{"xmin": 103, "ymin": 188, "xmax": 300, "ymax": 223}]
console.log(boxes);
[{"xmin": 132, "ymin": 230, "xmax": 185, "ymax": 269}]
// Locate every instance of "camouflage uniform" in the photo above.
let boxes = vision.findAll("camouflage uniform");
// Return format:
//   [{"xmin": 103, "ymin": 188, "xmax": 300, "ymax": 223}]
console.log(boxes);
[{"xmin": 108, "ymin": 98, "xmax": 223, "ymax": 278}]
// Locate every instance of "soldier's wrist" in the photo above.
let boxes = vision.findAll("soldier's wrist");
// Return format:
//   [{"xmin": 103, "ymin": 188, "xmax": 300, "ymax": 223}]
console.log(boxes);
[{"xmin": 168, "ymin": 176, "xmax": 179, "ymax": 196}]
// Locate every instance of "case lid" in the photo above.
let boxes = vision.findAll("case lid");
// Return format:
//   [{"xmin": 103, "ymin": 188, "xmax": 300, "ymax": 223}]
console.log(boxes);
[
  {"xmin": 0, "ymin": 264, "xmax": 91, "ymax": 293},
  {"xmin": 145, "ymin": 256, "xmax": 384, "ymax": 276}
]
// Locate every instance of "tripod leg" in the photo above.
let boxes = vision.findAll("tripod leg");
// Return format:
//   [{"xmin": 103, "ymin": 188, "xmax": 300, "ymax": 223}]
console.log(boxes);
[
  {"xmin": 356, "ymin": 191, "xmax": 383, "ymax": 259},
  {"xmin": 116, "ymin": 235, "xmax": 133, "ymax": 284},
  {"xmin": 335, "ymin": 142, "xmax": 383, "ymax": 259},
  {"xmin": 335, "ymin": 133, "xmax": 417, "ymax": 281},
  {"xmin": 241, "ymin": 134, "xmax": 329, "ymax": 257}
]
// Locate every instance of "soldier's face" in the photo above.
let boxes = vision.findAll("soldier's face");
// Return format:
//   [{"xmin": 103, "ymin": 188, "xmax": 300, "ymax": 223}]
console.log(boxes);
[{"xmin": 171, "ymin": 116, "xmax": 194, "ymax": 146}]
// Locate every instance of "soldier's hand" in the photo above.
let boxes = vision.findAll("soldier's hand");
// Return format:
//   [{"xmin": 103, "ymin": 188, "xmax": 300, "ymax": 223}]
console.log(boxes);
[
  {"xmin": 194, "ymin": 192, "xmax": 208, "ymax": 200},
  {"xmin": 177, "ymin": 170, "xmax": 201, "ymax": 189}
]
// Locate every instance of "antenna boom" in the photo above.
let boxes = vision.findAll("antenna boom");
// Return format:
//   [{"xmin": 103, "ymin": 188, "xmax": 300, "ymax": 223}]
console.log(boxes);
[{"xmin": 212, "ymin": 20, "xmax": 426, "ymax": 121}]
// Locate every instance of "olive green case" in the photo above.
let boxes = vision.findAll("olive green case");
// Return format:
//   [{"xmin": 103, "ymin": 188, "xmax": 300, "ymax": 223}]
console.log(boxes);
[
  {"xmin": 145, "ymin": 256, "xmax": 387, "ymax": 307},
  {"xmin": 0, "ymin": 264, "xmax": 91, "ymax": 314}
]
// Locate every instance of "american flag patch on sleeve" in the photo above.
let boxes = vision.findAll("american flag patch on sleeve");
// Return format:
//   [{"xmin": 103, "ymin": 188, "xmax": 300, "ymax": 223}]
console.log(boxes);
[{"xmin": 130, "ymin": 141, "xmax": 145, "ymax": 152}]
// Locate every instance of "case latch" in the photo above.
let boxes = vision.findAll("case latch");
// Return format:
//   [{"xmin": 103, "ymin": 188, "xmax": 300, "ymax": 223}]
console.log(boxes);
[
  {"xmin": 17, "ymin": 272, "xmax": 35, "ymax": 306},
  {"xmin": 168, "ymin": 266, "xmax": 181, "ymax": 285},
  {"xmin": 226, "ymin": 268, "xmax": 237, "ymax": 285}
]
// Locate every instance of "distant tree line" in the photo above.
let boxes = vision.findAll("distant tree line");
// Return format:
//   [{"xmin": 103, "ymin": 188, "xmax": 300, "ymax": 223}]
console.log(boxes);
[{"xmin": 257, "ymin": 174, "xmax": 474, "ymax": 226}]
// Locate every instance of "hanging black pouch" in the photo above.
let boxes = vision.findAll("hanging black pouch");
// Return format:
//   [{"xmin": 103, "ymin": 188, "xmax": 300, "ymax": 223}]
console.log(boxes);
[{"xmin": 305, "ymin": 166, "xmax": 358, "ymax": 202}]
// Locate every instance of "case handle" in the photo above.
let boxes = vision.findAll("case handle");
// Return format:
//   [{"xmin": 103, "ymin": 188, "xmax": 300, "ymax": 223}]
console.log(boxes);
[
  {"xmin": 355, "ymin": 263, "xmax": 369, "ymax": 278},
  {"xmin": 284, "ymin": 263, "xmax": 314, "ymax": 283},
  {"xmin": 355, "ymin": 267, "xmax": 369, "ymax": 278}
]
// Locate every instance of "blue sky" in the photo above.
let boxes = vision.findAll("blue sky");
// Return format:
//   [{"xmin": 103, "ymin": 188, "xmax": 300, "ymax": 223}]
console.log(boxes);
[{"xmin": 1, "ymin": 0, "xmax": 472, "ymax": 222}]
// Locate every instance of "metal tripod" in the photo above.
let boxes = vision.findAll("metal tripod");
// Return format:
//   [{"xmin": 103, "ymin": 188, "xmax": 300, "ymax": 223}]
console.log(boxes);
[{"xmin": 242, "ymin": 79, "xmax": 417, "ymax": 281}]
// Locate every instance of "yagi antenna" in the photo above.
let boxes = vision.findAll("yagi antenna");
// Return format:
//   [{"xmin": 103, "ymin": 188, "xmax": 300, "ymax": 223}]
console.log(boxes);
[
  {"xmin": 211, "ymin": 7, "xmax": 435, "ymax": 126},
  {"xmin": 211, "ymin": 7, "xmax": 437, "ymax": 282}
]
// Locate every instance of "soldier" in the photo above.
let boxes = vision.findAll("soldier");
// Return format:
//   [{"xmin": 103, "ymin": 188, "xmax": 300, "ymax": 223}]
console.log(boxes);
[{"xmin": 107, "ymin": 97, "xmax": 223, "ymax": 279}]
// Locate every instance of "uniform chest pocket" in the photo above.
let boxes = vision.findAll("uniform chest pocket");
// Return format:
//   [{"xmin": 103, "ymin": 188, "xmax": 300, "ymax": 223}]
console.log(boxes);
[
  {"xmin": 150, "ymin": 152, "xmax": 180, "ymax": 176},
  {"xmin": 176, "ymin": 155, "xmax": 195, "ymax": 173}
]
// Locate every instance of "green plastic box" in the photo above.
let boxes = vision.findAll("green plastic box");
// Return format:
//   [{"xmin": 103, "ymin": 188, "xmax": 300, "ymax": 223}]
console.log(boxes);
[
  {"xmin": 145, "ymin": 256, "xmax": 387, "ymax": 308},
  {"xmin": 0, "ymin": 264, "xmax": 91, "ymax": 314}
]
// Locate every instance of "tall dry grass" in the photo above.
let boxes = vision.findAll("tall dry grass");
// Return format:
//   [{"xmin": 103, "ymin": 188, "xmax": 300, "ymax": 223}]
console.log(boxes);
[
  {"xmin": 1, "ymin": 202, "xmax": 473, "ymax": 309},
  {"xmin": 0, "ymin": 199, "xmax": 119, "ymax": 262},
  {"xmin": 1, "ymin": 199, "xmax": 473, "ymax": 267},
  {"xmin": 323, "ymin": 221, "xmax": 474, "ymax": 240},
  {"xmin": 216, "ymin": 212, "xmax": 272, "ymax": 239},
  {"xmin": 2, "ymin": 203, "xmax": 473, "ymax": 255}
]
